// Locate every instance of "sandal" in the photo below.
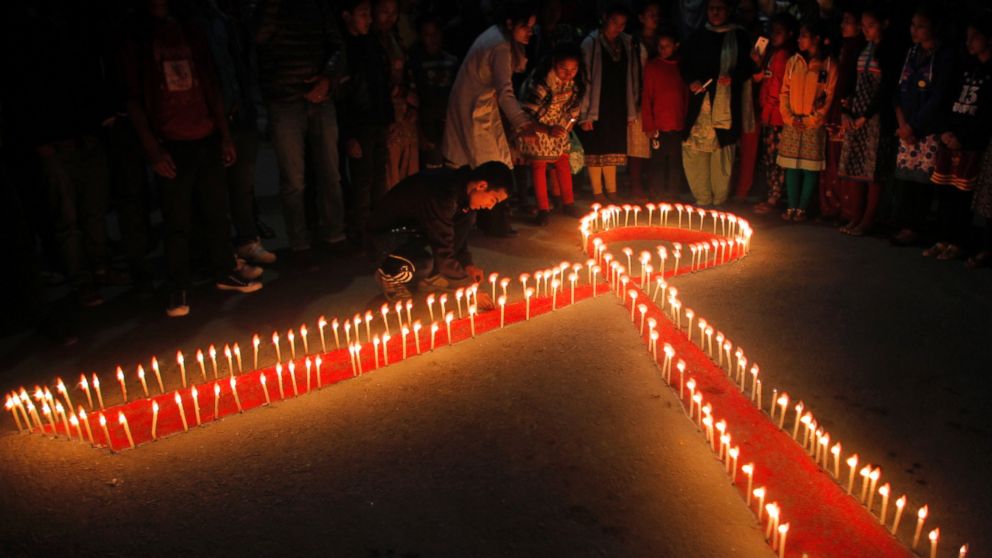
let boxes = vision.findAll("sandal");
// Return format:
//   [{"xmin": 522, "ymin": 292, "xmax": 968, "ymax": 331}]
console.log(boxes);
[
  {"xmin": 781, "ymin": 208, "xmax": 795, "ymax": 221},
  {"xmin": 847, "ymin": 225, "xmax": 868, "ymax": 237},
  {"xmin": 922, "ymin": 242, "xmax": 948, "ymax": 257},
  {"xmin": 936, "ymin": 244, "xmax": 962, "ymax": 261},
  {"xmin": 792, "ymin": 209, "xmax": 808, "ymax": 222},
  {"xmin": 966, "ymin": 251, "xmax": 992, "ymax": 269}
]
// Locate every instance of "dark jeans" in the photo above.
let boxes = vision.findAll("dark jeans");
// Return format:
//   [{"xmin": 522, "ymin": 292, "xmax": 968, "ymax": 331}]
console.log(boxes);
[
  {"xmin": 935, "ymin": 187, "xmax": 974, "ymax": 246},
  {"xmin": 371, "ymin": 228, "xmax": 434, "ymax": 283},
  {"xmin": 157, "ymin": 136, "xmax": 235, "ymax": 289},
  {"xmin": 894, "ymin": 178, "xmax": 934, "ymax": 232},
  {"xmin": 107, "ymin": 117, "xmax": 151, "ymax": 274},
  {"xmin": 650, "ymin": 131, "xmax": 686, "ymax": 197},
  {"xmin": 345, "ymin": 124, "xmax": 389, "ymax": 238},
  {"xmin": 39, "ymin": 136, "xmax": 110, "ymax": 287},
  {"xmin": 227, "ymin": 117, "xmax": 259, "ymax": 246},
  {"xmin": 268, "ymin": 98, "xmax": 345, "ymax": 249}
]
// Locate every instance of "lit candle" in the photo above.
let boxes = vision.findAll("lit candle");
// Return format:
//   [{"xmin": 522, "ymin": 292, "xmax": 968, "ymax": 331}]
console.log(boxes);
[
  {"xmin": 98, "ymin": 413, "xmax": 112, "ymax": 450},
  {"xmin": 753, "ymin": 487, "xmax": 766, "ymax": 520},
  {"xmin": 174, "ymin": 392, "xmax": 189, "ymax": 432},
  {"xmin": 272, "ymin": 332, "xmax": 282, "ymax": 363},
  {"xmin": 382, "ymin": 334, "xmax": 391, "ymax": 365},
  {"xmin": 468, "ymin": 306, "xmax": 477, "ymax": 338},
  {"xmin": 116, "ymin": 366, "xmax": 128, "ymax": 402},
  {"xmin": 859, "ymin": 465, "xmax": 872, "ymax": 503},
  {"xmin": 426, "ymin": 294, "xmax": 436, "ymax": 322},
  {"xmin": 928, "ymin": 528, "xmax": 939, "ymax": 558},
  {"xmin": 315, "ymin": 356, "xmax": 323, "ymax": 388},
  {"xmin": 500, "ymin": 277, "xmax": 510, "ymax": 300},
  {"xmin": 791, "ymin": 402, "xmax": 804, "ymax": 439},
  {"xmin": 847, "ymin": 455, "xmax": 861, "ymax": 497},
  {"xmin": 233, "ymin": 344, "xmax": 243, "ymax": 374},
  {"xmin": 69, "ymin": 414, "xmax": 82, "ymax": 440},
  {"xmin": 41, "ymin": 403, "xmax": 56, "ymax": 434},
  {"xmin": 304, "ymin": 357, "xmax": 312, "ymax": 391},
  {"xmin": 230, "ymin": 377, "xmax": 242, "ymax": 412},
  {"xmin": 318, "ymin": 316, "xmax": 328, "ymax": 352},
  {"xmin": 777, "ymin": 523, "xmax": 789, "ymax": 558},
  {"xmin": 56, "ymin": 377, "xmax": 73, "ymax": 413},
  {"xmin": 80, "ymin": 374, "xmax": 93, "ymax": 410},
  {"xmin": 728, "ymin": 446, "xmax": 739, "ymax": 477},
  {"xmin": 191, "ymin": 387, "xmax": 202, "ymax": 426},
  {"xmin": 78, "ymin": 408, "xmax": 94, "ymax": 443},
  {"xmin": 300, "ymin": 324, "xmax": 309, "ymax": 355},
  {"xmin": 569, "ymin": 273, "xmax": 577, "ymax": 305},
  {"xmin": 891, "ymin": 495, "xmax": 906, "ymax": 534},
  {"xmin": 253, "ymin": 334, "xmax": 261, "ymax": 369},
  {"xmin": 288, "ymin": 361, "xmax": 299, "ymax": 395},
  {"xmin": 209, "ymin": 344, "xmax": 219, "ymax": 378},
  {"xmin": 151, "ymin": 401, "xmax": 159, "ymax": 440},
  {"xmin": 373, "ymin": 335, "xmax": 381, "ymax": 368},
  {"xmin": 275, "ymin": 364, "xmax": 285, "ymax": 399},
  {"xmin": 355, "ymin": 313, "xmax": 366, "ymax": 343},
  {"xmin": 960, "ymin": 544, "xmax": 969, "ymax": 557},
  {"xmin": 56, "ymin": 402, "xmax": 70, "ymax": 437},
  {"xmin": 364, "ymin": 311, "xmax": 374, "ymax": 343},
  {"xmin": 878, "ymin": 483, "xmax": 891, "ymax": 524},
  {"xmin": 5, "ymin": 396, "xmax": 23, "ymax": 432},
  {"xmin": 445, "ymin": 312, "xmax": 454, "ymax": 345},
  {"xmin": 413, "ymin": 321, "xmax": 423, "ymax": 354},
  {"xmin": 118, "ymin": 412, "xmax": 135, "ymax": 449},
  {"xmin": 152, "ymin": 357, "xmax": 165, "ymax": 393},
  {"xmin": 260, "ymin": 374, "xmax": 271, "ymax": 405},
  {"xmin": 287, "ymin": 329, "xmax": 298, "ymax": 360},
  {"xmin": 430, "ymin": 323, "xmax": 439, "ymax": 351},
  {"xmin": 355, "ymin": 343, "xmax": 364, "ymax": 375},
  {"xmin": 439, "ymin": 294, "xmax": 448, "ymax": 320},
  {"xmin": 742, "ymin": 463, "xmax": 754, "ymax": 504},
  {"xmin": 196, "ymin": 349, "xmax": 207, "ymax": 381},
  {"xmin": 776, "ymin": 393, "xmax": 789, "ymax": 429},
  {"xmin": 489, "ymin": 272, "xmax": 499, "ymax": 300},
  {"xmin": 677, "ymin": 360, "xmax": 687, "ymax": 400},
  {"xmin": 395, "ymin": 300, "xmax": 405, "ymax": 330},
  {"xmin": 344, "ymin": 321, "xmax": 352, "ymax": 347},
  {"xmin": 331, "ymin": 318, "xmax": 341, "ymax": 349},
  {"xmin": 628, "ymin": 290, "xmax": 637, "ymax": 320},
  {"xmin": 137, "ymin": 365, "xmax": 149, "ymax": 398},
  {"xmin": 525, "ymin": 288, "xmax": 534, "ymax": 320},
  {"xmin": 912, "ymin": 505, "xmax": 929, "ymax": 549},
  {"xmin": 765, "ymin": 502, "xmax": 779, "ymax": 541},
  {"xmin": 831, "ymin": 443, "xmax": 841, "ymax": 478},
  {"xmin": 867, "ymin": 467, "xmax": 881, "ymax": 512}
]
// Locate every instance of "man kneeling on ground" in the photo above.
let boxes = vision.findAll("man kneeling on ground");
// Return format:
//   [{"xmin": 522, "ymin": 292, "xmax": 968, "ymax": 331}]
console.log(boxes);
[{"xmin": 368, "ymin": 161, "xmax": 512, "ymax": 308}]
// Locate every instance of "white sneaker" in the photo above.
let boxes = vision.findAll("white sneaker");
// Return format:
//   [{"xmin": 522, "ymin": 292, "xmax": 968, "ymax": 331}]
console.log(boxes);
[
  {"xmin": 235, "ymin": 258, "xmax": 264, "ymax": 280},
  {"xmin": 237, "ymin": 240, "xmax": 277, "ymax": 264}
]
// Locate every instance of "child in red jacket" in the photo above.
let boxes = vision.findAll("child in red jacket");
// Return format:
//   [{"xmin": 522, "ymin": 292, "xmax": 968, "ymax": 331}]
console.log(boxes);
[
  {"xmin": 752, "ymin": 13, "xmax": 796, "ymax": 214},
  {"xmin": 641, "ymin": 30, "xmax": 688, "ymax": 198}
]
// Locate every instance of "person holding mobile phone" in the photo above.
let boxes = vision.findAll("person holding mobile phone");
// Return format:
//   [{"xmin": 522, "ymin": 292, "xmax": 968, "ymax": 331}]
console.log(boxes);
[{"xmin": 752, "ymin": 13, "xmax": 796, "ymax": 214}]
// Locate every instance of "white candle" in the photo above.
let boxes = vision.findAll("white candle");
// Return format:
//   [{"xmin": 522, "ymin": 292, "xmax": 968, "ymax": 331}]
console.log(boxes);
[
  {"xmin": 413, "ymin": 321, "xmax": 423, "ymax": 354},
  {"xmin": 498, "ymin": 296, "xmax": 507, "ymax": 328},
  {"xmin": 878, "ymin": 483, "xmax": 891, "ymax": 524},
  {"xmin": 318, "ymin": 316, "xmax": 328, "ymax": 352},
  {"xmin": 754, "ymin": 487, "xmax": 766, "ymax": 520},
  {"xmin": 402, "ymin": 325, "xmax": 410, "ymax": 358},
  {"xmin": 394, "ymin": 301, "xmax": 405, "ymax": 331},
  {"xmin": 78, "ymin": 408, "xmax": 93, "ymax": 443},
  {"xmin": 489, "ymin": 272, "xmax": 499, "ymax": 300},
  {"xmin": 234, "ymin": 343, "xmax": 243, "ymax": 374},
  {"xmin": 928, "ymin": 528, "xmax": 939, "ymax": 558},
  {"xmin": 191, "ymin": 387, "xmax": 202, "ymax": 426},
  {"xmin": 426, "ymin": 294, "xmax": 436, "ymax": 322},
  {"xmin": 831, "ymin": 443, "xmax": 841, "ymax": 478},
  {"xmin": 364, "ymin": 311, "xmax": 374, "ymax": 346},
  {"xmin": 151, "ymin": 401, "xmax": 159, "ymax": 440},
  {"xmin": 500, "ymin": 277, "xmax": 510, "ymax": 300},
  {"xmin": 445, "ymin": 312, "xmax": 454, "ymax": 345},
  {"xmin": 382, "ymin": 334, "xmax": 391, "ymax": 365},
  {"xmin": 275, "ymin": 364, "xmax": 285, "ymax": 399},
  {"xmin": 300, "ymin": 324, "xmax": 309, "ymax": 355},
  {"xmin": 468, "ymin": 307, "xmax": 477, "ymax": 338},
  {"xmin": 118, "ymin": 412, "xmax": 135, "ymax": 449},
  {"xmin": 373, "ymin": 335, "xmax": 381, "ymax": 368},
  {"xmin": 137, "ymin": 365, "xmax": 149, "ymax": 398},
  {"xmin": 742, "ymin": 463, "xmax": 754, "ymax": 504},
  {"xmin": 253, "ymin": 334, "xmax": 261, "ymax": 369},
  {"xmin": 525, "ymin": 288, "xmax": 534, "ymax": 320},
  {"xmin": 116, "ymin": 366, "xmax": 128, "ymax": 402},
  {"xmin": 430, "ymin": 323, "xmax": 439, "ymax": 351},
  {"xmin": 152, "ymin": 356, "xmax": 165, "ymax": 392},
  {"xmin": 846, "ymin": 454, "xmax": 859, "ymax": 494},
  {"xmin": 196, "ymin": 349, "xmax": 207, "ymax": 380},
  {"xmin": 405, "ymin": 300, "xmax": 414, "ymax": 327},
  {"xmin": 209, "ymin": 344, "xmax": 219, "ymax": 378},
  {"xmin": 777, "ymin": 523, "xmax": 789, "ymax": 558},
  {"xmin": 260, "ymin": 374, "xmax": 271, "ymax": 405},
  {"xmin": 439, "ymin": 294, "xmax": 448, "ymax": 320},
  {"xmin": 80, "ymin": 374, "xmax": 94, "ymax": 409},
  {"xmin": 174, "ymin": 392, "xmax": 189, "ymax": 431},
  {"xmin": 230, "ymin": 377, "xmax": 242, "ymax": 412},
  {"xmin": 331, "ymin": 318, "xmax": 341, "ymax": 349},
  {"xmin": 867, "ymin": 467, "xmax": 881, "ymax": 511},
  {"xmin": 315, "ymin": 356, "xmax": 323, "ymax": 388},
  {"xmin": 891, "ymin": 495, "xmax": 906, "ymax": 534},
  {"xmin": 56, "ymin": 377, "xmax": 73, "ymax": 412},
  {"xmin": 289, "ymin": 361, "xmax": 299, "ymax": 395},
  {"xmin": 912, "ymin": 505, "xmax": 928, "ymax": 549},
  {"xmin": 98, "ymin": 413, "xmax": 113, "ymax": 450},
  {"xmin": 272, "ymin": 332, "xmax": 283, "ymax": 362}
]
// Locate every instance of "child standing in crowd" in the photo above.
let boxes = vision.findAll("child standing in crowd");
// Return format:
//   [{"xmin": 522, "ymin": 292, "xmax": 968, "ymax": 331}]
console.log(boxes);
[
  {"xmin": 819, "ymin": 6, "xmax": 866, "ymax": 222},
  {"xmin": 777, "ymin": 20, "xmax": 837, "ymax": 222},
  {"xmin": 627, "ymin": 1, "xmax": 660, "ymax": 199},
  {"xmin": 890, "ymin": 7, "xmax": 954, "ymax": 246},
  {"xmin": 579, "ymin": 4, "xmax": 641, "ymax": 203},
  {"xmin": 925, "ymin": 19, "xmax": 992, "ymax": 260},
  {"xmin": 678, "ymin": 0, "xmax": 754, "ymax": 207},
  {"xmin": 407, "ymin": 15, "xmax": 458, "ymax": 169},
  {"xmin": 641, "ymin": 30, "xmax": 688, "ymax": 198},
  {"xmin": 837, "ymin": 7, "xmax": 900, "ymax": 236},
  {"xmin": 519, "ymin": 43, "xmax": 585, "ymax": 225},
  {"xmin": 753, "ymin": 14, "xmax": 796, "ymax": 214}
]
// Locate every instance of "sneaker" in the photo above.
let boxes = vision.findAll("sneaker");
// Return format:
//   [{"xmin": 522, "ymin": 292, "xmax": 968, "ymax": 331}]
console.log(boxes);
[
  {"xmin": 166, "ymin": 290, "xmax": 190, "ymax": 317},
  {"xmin": 375, "ymin": 270, "xmax": 413, "ymax": 302},
  {"xmin": 216, "ymin": 274, "xmax": 263, "ymax": 293},
  {"xmin": 235, "ymin": 258, "xmax": 264, "ymax": 280},
  {"xmin": 237, "ymin": 240, "xmax": 277, "ymax": 264}
]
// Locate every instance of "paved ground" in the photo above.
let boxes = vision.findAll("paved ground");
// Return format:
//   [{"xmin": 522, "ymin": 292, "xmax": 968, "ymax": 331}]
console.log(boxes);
[{"xmin": 1, "ymin": 146, "xmax": 990, "ymax": 555}]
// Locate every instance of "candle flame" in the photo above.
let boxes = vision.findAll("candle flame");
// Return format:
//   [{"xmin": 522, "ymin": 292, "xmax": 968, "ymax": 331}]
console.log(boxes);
[
  {"xmin": 929, "ymin": 528, "xmax": 939, "ymax": 542},
  {"xmin": 99, "ymin": 413, "xmax": 107, "ymax": 426},
  {"xmin": 118, "ymin": 412, "xmax": 127, "ymax": 425},
  {"xmin": 742, "ymin": 463, "xmax": 754, "ymax": 475},
  {"xmin": 918, "ymin": 505, "xmax": 928, "ymax": 519}
]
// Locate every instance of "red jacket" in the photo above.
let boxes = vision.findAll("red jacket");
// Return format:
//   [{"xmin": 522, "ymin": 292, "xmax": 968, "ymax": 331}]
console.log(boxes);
[
  {"xmin": 641, "ymin": 57, "xmax": 688, "ymax": 133},
  {"xmin": 758, "ymin": 48, "xmax": 790, "ymax": 127}
]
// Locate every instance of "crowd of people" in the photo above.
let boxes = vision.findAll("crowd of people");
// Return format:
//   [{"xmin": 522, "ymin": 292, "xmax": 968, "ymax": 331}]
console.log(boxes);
[{"xmin": 1, "ymin": 0, "xmax": 990, "ymax": 335}]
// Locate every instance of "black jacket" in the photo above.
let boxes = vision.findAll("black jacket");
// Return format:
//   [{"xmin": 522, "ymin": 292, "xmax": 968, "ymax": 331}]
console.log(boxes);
[
  {"xmin": 339, "ymin": 31, "xmax": 394, "ymax": 138},
  {"xmin": 367, "ymin": 167, "xmax": 476, "ymax": 279}
]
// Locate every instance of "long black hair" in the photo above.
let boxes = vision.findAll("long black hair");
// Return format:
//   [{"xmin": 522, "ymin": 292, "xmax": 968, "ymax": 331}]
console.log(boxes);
[{"xmin": 530, "ymin": 41, "xmax": 588, "ymax": 106}]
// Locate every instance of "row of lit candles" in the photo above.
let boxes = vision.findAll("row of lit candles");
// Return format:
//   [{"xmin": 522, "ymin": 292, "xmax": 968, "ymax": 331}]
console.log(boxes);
[{"xmin": 581, "ymin": 206, "xmax": 966, "ymax": 557}]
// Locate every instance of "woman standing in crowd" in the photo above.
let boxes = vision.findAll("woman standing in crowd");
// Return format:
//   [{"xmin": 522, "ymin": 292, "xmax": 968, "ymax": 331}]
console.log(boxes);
[
  {"xmin": 627, "ymin": 1, "xmax": 661, "ymax": 199},
  {"xmin": 578, "ymin": 4, "xmax": 642, "ymax": 203},
  {"xmin": 441, "ymin": 2, "xmax": 538, "ymax": 238},
  {"xmin": 679, "ymin": 0, "xmax": 754, "ymax": 207},
  {"xmin": 519, "ymin": 42, "xmax": 586, "ymax": 224},
  {"xmin": 642, "ymin": 30, "xmax": 689, "ymax": 198},
  {"xmin": 819, "ymin": 5, "xmax": 865, "ymax": 222},
  {"xmin": 925, "ymin": 18, "xmax": 992, "ymax": 260},
  {"xmin": 836, "ymin": 6, "xmax": 900, "ymax": 236},
  {"xmin": 777, "ymin": 19, "xmax": 837, "ymax": 222},
  {"xmin": 753, "ymin": 13, "xmax": 796, "ymax": 214},
  {"xmin": 890, "ymin": 6, "xmax": 954, "ymax": 246}
]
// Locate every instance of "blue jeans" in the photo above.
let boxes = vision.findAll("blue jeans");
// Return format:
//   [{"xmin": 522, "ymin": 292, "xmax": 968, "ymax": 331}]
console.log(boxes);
[{"xmin": 267, "ymin": 99, "xmax": 345, "ymax": 249}]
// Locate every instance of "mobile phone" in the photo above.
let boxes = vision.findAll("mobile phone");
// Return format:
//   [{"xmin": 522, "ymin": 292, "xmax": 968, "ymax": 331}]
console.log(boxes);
[
  {"xmin": 695, "ymin": 78, "xmax": 713, "ymax": 95},
  {"xmin": 754, "ymin": 36, "xmax": 769, "ymax": 57}
]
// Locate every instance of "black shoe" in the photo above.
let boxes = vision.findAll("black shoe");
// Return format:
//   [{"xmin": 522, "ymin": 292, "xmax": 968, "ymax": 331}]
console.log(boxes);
[
  {"xmin": 535, "ymin": 210, "xmax": 550, "ymax": 226},
  {"xmin": 166, "ymin": 290, "xmax": 190, "ymax": 317},
  {"xmin": 256, "ymin": 219, "xmax": 277, "ymax": 240},
  {"xmin": 215, "ymin": 274, "xmax": 263, "ymax": 293}
]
